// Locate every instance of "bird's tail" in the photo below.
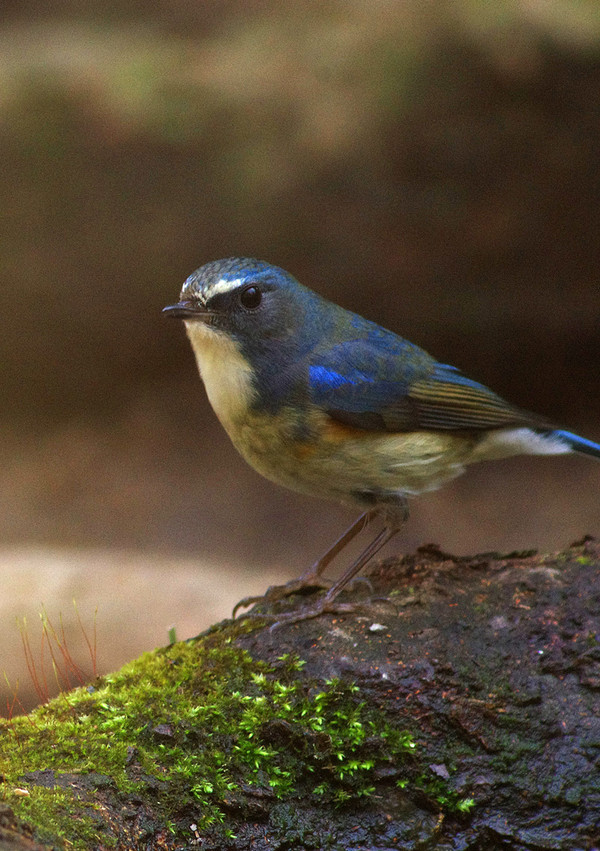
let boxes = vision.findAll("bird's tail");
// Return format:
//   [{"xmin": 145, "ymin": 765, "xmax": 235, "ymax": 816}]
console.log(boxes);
[{"xmin": 543, "ymin": 429, "xmax": 600, "ymax": 459}]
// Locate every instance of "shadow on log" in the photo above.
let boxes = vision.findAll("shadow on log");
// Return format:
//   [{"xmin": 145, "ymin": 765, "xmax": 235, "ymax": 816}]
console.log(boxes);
[{"xmin": 1, "ymin": 539, "xmax": 599, "ymax": 850}]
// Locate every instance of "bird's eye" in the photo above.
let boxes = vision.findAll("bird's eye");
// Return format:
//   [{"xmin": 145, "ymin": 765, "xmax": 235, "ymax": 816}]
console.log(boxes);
[{"xmin": 239, "ymin": 285, "xmax": 262, "ymax": 310}]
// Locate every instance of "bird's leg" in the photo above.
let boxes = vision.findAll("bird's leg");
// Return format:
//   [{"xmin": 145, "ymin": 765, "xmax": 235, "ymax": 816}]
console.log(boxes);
[
  {"xmin": 232, "ymin": 510, "xmax": 376, "ymax": 618},
  {"xmin": 298, "ymin": 509, "xmax": 376, "ymax": 582},
  {"xmin": 267, "ymin": 527, "xmax": 398, "ymax": 629},
  {"xmin": 267, "ymin": 499, "xmax": 409, "ymax": 629},
  {"xmin": 321, "ymin": 527, "xmax": 398, "ymax": 605}
]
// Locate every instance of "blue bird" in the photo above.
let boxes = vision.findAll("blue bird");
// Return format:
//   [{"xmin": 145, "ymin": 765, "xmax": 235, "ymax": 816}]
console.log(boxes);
[{"xmin": 163, "ymin": 258, "xmax": 600, "ymax": 625}]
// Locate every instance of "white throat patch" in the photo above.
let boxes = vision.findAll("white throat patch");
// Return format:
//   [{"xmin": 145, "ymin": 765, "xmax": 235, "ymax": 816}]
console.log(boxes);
[{"xmin": 184, "ymin": 320, "xmax": 255, "ymax": 427}]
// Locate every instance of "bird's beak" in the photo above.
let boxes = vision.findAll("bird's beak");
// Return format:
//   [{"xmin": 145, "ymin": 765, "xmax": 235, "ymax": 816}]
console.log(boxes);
[{"xmin": 162, "ymin": 300, "xmax": 209, "ymax": 320}]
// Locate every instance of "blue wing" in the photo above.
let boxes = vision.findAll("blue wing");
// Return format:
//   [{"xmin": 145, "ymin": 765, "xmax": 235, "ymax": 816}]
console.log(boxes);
[{"xmin": 308, "ymin": 337, "xmax": 538, "ymax": 432}]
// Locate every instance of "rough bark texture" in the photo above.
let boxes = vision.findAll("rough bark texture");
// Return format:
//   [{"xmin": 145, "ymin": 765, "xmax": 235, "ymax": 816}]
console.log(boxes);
[{"xmin": 2, "ymin": 538, "xmax": 600, "ymax": 850}]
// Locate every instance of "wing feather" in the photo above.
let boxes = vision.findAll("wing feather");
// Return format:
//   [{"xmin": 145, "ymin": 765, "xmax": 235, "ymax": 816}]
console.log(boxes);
[{"xmin": 308, "ymin": 341, "xmax": 540, "ymax": 433}]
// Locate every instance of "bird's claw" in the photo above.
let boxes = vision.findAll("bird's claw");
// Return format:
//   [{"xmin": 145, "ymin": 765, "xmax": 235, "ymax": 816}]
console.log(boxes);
[{"xmin": 267, "ymin": 599, "xmax": 364, "ymax": 632}]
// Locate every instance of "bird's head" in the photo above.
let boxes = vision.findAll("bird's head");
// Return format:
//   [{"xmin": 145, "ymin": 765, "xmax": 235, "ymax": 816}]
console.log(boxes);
[{"xmin": 163, "ymin": 257, "xmax": 334, "ymax": 362}]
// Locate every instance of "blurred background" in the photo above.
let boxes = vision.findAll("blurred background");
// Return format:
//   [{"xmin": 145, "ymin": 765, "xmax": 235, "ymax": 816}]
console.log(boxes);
[{"xmin": 1, "ymin": 0, "xmax": 599, "ymax": 711}]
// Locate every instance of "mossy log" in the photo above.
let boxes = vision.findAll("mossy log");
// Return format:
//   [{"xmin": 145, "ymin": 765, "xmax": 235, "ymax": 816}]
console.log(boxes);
[{"xmin": 1, "ymin": 539, "xmax": 599, "ymax": 850}]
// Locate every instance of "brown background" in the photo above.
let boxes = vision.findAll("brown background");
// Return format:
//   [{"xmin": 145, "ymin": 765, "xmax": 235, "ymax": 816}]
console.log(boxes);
[{"xmin": 1, "ymin": 0, "xmax": 599, "ymax": 710}]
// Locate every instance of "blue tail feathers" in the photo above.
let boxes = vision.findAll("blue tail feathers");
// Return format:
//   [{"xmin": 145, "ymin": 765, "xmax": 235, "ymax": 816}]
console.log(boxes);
[{"xmin": 551, "ymin": 429, "xmax": 600, "ymax": 459}]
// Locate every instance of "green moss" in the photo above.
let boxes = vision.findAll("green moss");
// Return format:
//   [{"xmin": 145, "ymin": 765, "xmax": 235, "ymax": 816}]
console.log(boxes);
[
  {"xmin": 0, "ymin": 622, "xmax": 423, "ymax": 847},
  {"xmin": 8, "ymin": 787, "xmax": 108, "ymax": 848},
  {"xmin": 412, "ymin": 775, "xmax": 475, "ymax": 814}
]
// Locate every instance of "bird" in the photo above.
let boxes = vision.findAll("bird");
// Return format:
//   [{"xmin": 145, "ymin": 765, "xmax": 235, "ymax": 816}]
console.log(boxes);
[{"xmin": 163, "ymin": 257, "xmax": 600, "ymax": 626}]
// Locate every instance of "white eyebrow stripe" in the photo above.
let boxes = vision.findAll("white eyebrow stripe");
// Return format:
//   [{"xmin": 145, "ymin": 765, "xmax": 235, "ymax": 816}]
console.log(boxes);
[
  {"xmin": 181, "ymin": 276, "xmax": 245, "ymax": 299},
  {"xmin": 206, "ymin": 277, "xmax": 244, "ymax": 298}
]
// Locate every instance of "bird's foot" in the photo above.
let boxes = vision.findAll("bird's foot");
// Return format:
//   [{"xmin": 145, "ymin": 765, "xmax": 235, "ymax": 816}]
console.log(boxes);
[
  {"xmin": 267, "ymin": 597, "xmax": 365, "ymax": 631},
  {"xmin": 232, "ymin": 574, "xmax": 330, "ymax": 618}
]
